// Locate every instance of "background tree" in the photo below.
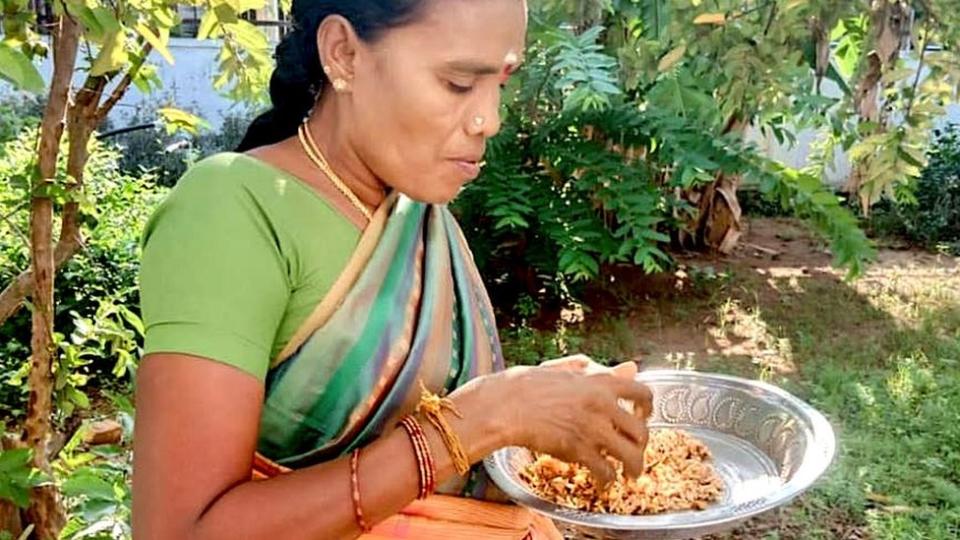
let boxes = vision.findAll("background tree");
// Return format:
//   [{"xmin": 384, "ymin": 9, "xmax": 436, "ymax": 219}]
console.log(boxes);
[
  {"xmin": 456, "ymin": 0, "xmax": 959, "ymax": 313},
  {"xmin": 0, "ymin": 0, "xmax": 276, "ymax": 535}
]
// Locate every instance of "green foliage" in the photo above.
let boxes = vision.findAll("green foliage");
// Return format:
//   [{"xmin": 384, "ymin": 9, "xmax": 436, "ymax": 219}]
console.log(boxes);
[
  {"xmin": 157, "ymin": 107, "xmax": 211, "ymax": 136},
  {"xmin": 0, "ymin": 122, "xmax": 160, "ymax": 418},
  {"xmin": 0, "ymin": 41, "xmax": 44, "ymax": 93},
  {"xmin": 550, "ymin": 26, "xmax": 623, "ymax": 111},
  {"xmin": 55, "ymin": 410, "xmax": 134, "ymax": 540},
  {"xmin": 0, "ymin": 95, "xmax": 43, "ymax": 144},
  {"xmin": 0, "ymin": 448, "xmax": 47, "ymax": 509},
  {"xmin": 16, "ymin": 295, "xmax": 144, "ymax": 420},
  {"xmin": 867, "ymin": 125, "xmax": 960, "ymax": 254},
  {"xmin": 458, "ymin": 0, "xmax": 879, "ymax": 315},
  {"xmin": 0, "ymin": 0, "xmax": 272, "ymax": 104},
  {"xmin": 750, "ymin": 159, "xmax": 874, "ymax": 278},
  {"xmin": 196, "ymin": 0, "xmax": 273, "ymax": 104}
]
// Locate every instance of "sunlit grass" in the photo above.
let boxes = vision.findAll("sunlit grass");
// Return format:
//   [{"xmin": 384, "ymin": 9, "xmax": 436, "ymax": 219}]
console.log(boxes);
[{"xmin": 501, "ymin": 246, "xmax": 960, "ymax": 539}]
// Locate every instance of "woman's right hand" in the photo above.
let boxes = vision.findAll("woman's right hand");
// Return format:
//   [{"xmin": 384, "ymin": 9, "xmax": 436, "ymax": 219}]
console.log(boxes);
[{"xmin": 467, "ymin": 360, "xmax": 654, "ymax": 486}]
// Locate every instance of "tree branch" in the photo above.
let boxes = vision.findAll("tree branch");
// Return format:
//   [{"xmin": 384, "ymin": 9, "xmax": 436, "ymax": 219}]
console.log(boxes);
[
  {"xmin": 0, "ymin": 242, "xmax": 83, "ymax": 326},
  {"xmin": 0, "ymin": 202, "xmax": 31, "ymax": 246},
  {"xmin": 904, "ymin": 20, "xmax": 931, "ymax": 121},
  {"xmin": 0, "ymin": 41, "xmax": 153, "ymax": 329},
  {"xmin": 763, "ymin": 1, "xmax": 778, "ymax": 37},
  {"xmin": 96, "ymin": 41, "xmax": 152, "ymax": 123}
]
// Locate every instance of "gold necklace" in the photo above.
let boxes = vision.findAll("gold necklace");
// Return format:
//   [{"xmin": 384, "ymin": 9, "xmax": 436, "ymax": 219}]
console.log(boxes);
[{"xmin": 297, "ymin": 122, "xmax": 374, "ymax": 221}]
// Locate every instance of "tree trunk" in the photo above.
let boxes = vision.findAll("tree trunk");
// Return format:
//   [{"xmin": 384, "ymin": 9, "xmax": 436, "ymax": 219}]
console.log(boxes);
[
  {"xmin": 21, "ymin": 14, "xmax": 81, "ymax": 540},
  {"xmin": 684, "ymin": 172, "xmax": 743, "ymax": 254},
  {"xmin": 0, "ymin": 45, "xmax": 150, "ymax": 329},
  {"xmin": 678, "ymin": 118, "xmax": 747, "ymax": 254},
  {"xmin": 846, "ymin": 0, "xmax": 911, "ymax": 212}
]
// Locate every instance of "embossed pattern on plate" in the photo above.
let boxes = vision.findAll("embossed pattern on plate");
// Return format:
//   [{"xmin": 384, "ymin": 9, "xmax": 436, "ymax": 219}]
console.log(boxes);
[{"xmin": 484, "ymin": 370, "xmax": 836, "ymax": 540}]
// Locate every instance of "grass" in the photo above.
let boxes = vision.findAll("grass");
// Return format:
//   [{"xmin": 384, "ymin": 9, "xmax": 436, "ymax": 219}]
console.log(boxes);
[{"xmin": 502, "ymin": 220, "xmax": 960, "ymax": 539}]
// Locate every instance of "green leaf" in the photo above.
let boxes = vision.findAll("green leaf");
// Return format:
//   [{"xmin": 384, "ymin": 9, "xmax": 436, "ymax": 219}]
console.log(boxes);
[
  {"xmin": 213, "ymin": 3, "xmax": 240, "ymax": 24},
  {"xmin": 0, "ymin": 41, "xmax": 44, "ymax": 93},
  {"xmin": 811, "ymin": 191, "xmax": 839, "ymax": 206},
  {"xmin": 90, "ymin": 31, "xmax": 128, "ymax": 76},
  {"xmin": 135, "ymin": 23, "xmax": 174, "ymax": 66},
  {"xmin": 197, "ymin": 11, "xmax": 220, "ymax": 40},
  {"xmin": 898, "ymin": 147, "xmax": 926, "ymax": 168},
  {"xmin": 117, "ymin": 305, "xmax": 145, "ymax": 337},
  {"xmin": 69, "ymin": 6, "xmax": 106, "ymax": 41},
  {"xmin": 91, "ymin": 7, "xmax": 121, "ymax": 34},
  {"xmin": 157, "ymin": 107, "xmax": 211, "ymax": 135},
  {"xmin": 230, "ymin": 20, "xmax": 269, "ymax": 51},
  {"xmin": 62, "ymin": 472, "xmax": 115, "ymax": 501},
  {"xmin": 0, "ymin": 449, "xmax": 43, "ymax": 509},
  {"xmin": 66, "ymin": 387, "xmax": 90, "ymax": 409},
  {"xmin": 0, "ymin": 449, "xmax": 31, "ymax": 475}
]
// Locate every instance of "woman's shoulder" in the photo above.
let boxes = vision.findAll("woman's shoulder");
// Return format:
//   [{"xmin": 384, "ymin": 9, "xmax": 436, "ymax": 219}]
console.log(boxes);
[
  {"xmin": 146, "ymin": 152, "xmax": 357, "ymax": 246},
  {"xmin": 163, "ymin": 152, "xmax": 317, "ymax": 218},
  {"xmin": 174, "ymin": 152, "xmax": 280, "ymax": 195},
  {"xmin": 173, "ymin": 152, "xmax": 352, "ymax": 223}
]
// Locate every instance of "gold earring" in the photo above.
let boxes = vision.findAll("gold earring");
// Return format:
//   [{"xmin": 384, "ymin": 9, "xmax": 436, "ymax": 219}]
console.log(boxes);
[
  {"xmin": 332, "ymin": 78, "xmax": 348, "ymax": 92},
  {"xmin": 473, "ymin": 116, "xmax": 485, "ymax": 128},
  {"xmin": 323, "ymin": 65, "xmax": 332, "ymax": 75}
]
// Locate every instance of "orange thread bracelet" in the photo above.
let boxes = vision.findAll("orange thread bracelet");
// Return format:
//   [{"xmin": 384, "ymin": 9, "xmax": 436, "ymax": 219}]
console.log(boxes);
[{"xmin": 350, "ymin": 448, "xmax": 371, "ymax": 532}]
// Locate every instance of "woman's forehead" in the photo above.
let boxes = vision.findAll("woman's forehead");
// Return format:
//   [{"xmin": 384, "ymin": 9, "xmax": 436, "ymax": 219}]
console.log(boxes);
[{"xmin": 389, "ymin": 0, "xmax": 527, "ymax": 65}]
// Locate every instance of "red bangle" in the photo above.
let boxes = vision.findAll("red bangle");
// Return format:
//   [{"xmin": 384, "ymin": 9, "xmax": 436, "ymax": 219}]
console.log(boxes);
[
  {"xmin": 400, "ymin": 416, "xmax": 434, "ymax": 498},
  {"xmin": 350, "ymin": 448, "xmax": 371, "ymax": 532},
  {"xmin": 400, "ymin": 415, "xmax": 436, "ymax": 499}
]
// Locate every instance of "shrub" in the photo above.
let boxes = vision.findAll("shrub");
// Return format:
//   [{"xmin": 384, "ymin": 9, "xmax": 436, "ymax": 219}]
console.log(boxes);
[
  {"xmin": 0, "ymin": 128, "xmax": 165, "ymax": 418},
  {"xmin": 867, "ymin": 125, "xmax": 960, "ymax": 254},
  {"xmin": 105, "ymin": 110, "xmax": 256, "ymax": 187}
]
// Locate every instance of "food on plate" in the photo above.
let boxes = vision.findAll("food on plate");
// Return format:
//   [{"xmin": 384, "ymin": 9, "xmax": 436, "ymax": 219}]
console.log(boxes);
[{"xmin": 520, "ymin": 429, "xmax": 724, "ymax": 515}]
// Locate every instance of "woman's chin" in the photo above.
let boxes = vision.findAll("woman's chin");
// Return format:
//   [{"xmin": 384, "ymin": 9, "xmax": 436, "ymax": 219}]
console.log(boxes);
[{"xmin": 401, "ymin": 180, "xmax": 466, "ymax": 206}]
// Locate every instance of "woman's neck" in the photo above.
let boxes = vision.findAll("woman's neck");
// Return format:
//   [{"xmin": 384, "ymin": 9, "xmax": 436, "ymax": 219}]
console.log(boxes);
[{"xmin": 305, "ymin": 101, "xmax": 388, "ymax": 211}]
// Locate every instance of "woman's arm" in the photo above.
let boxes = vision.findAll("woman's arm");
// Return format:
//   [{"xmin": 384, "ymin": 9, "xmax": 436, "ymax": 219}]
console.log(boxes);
[
  {"xmin": 133, "ymin": 353, "xmax": 651, "ymax": 540},
  {"xmin": 133, "ymin": 353, "xmax": 510, "ymax": 540}
]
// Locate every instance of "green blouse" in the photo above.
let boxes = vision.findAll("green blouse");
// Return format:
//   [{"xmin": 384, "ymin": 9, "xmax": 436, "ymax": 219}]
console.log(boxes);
[{"xmin": 139, "ymin": 152, "xmax": 360, "ymax": 380}]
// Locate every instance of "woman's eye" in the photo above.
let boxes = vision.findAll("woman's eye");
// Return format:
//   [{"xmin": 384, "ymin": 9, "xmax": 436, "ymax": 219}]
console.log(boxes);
[{"xmin": 447, "ymin": 81, "xmax": 474, "ymax": 94}]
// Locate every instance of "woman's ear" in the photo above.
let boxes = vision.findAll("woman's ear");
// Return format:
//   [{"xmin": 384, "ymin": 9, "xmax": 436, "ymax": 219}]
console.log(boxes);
[{"xmin": 316, "ymin": 15, "xmax": 361, "ymax": 89}]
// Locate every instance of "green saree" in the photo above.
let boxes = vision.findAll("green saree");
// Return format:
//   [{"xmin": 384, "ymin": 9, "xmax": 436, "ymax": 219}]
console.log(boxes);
[{"xmin": 256, "ymin": 192, "xmax": 504, "ymax": 472}]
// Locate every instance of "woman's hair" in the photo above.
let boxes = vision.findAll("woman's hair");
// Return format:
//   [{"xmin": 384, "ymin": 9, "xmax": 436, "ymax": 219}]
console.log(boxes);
[{"xmin": 236, "ymin": 1, "xmax": 426, "ymax": 152}]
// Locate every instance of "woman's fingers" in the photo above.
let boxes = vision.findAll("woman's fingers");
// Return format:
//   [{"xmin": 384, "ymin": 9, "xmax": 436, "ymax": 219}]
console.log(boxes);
[
  {"xmin": 607, "ymin": 377, "xmax": 654, "ymax": 420},
  {"xmin": 539, "ymin": 354, "xmax": 593, "ymax": 372},
  {"xmin": 577, "ymin": 449, "xmax": 616, "ymax": 487},
  {"xmin": 610, "ymin": 361, "xmax": 637, "ymax": 379},
  {"xmin": 595, "ymin": 424, "xmax": 646, "ymax": 478},
  {"xmin": 607, "ymin": 405, "xmax": 648, "ymax": 446}
]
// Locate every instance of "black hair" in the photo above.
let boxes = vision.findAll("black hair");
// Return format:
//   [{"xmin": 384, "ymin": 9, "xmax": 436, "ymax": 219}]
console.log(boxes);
[{"xmin": 236, "ymin": 1, "xmax": 426, "ymax": 152}]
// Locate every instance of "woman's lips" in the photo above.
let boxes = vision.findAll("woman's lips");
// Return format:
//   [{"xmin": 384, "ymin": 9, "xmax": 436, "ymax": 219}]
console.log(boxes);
[{"xmin": 452, "ymin": 159, "xmax": 482, "ymax": 179}]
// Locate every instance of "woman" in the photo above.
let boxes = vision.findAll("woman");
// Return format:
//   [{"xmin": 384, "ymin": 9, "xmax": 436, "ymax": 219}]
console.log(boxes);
[{"xmin": 133, "ymin": 1, "xmax": 653, "ymax": 539}]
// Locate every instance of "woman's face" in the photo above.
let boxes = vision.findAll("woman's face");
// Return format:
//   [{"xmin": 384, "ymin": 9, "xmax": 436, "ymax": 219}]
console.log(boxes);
[{"xmin": 340, "ymin": 0, "xmax": 527, "ymax": 204}]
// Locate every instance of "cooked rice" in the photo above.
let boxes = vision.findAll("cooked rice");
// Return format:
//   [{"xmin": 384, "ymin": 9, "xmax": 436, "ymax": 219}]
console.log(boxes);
[{"xmin": 519, "ymin": 429, "xmax": 724, "ymax": 515}]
